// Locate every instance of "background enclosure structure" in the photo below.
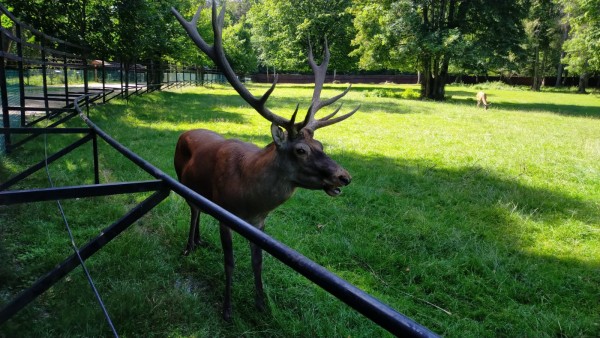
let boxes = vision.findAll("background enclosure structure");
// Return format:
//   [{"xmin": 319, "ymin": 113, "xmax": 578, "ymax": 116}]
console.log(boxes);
[{"xmin": 0, "ymin": 3, "xmax": 222, "ymax": 154}]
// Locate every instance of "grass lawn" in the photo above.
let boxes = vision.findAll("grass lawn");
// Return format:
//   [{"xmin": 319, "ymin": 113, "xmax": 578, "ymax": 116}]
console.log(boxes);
[{"xmin": 1, "ymin": 83, "xmax": 599, "ymax": 337}]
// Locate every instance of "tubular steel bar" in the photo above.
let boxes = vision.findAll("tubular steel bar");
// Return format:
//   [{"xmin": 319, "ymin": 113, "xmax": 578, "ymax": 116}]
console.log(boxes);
[
  {"xmin": 76, "ymin": 98, "xmax": 438, "ymax": 337},
  {"xmin": 0, "ymin": 187, "xmax": 170, "ymax": 324},
  {"xmin": 0, "ymin": 133, "xmax": 93, "ymax": 191},
  {"xmin": 0, "ymin": 180, "xmax": 164, "ymax": 205}
]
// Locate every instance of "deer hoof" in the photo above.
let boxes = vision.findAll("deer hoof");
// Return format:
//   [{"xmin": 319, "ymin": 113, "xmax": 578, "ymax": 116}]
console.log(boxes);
[
  {"xmin": 182, "ymin": 245, "xmax": 195, "ymax": 256},
  {"xmin": 222, "ymin": 308, "xmax": 233, "ymax": 322},
  {"xmin": 255, "ymin": 299, "xmax": 266, "ymax": 312}
]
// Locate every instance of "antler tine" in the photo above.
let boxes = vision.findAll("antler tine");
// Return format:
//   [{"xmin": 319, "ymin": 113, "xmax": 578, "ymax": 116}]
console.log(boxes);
[
  {"xmin": 310, "ymin": 104, "xmax": 361, "ymax": 131},
  {"xmin": 319, "ymin": 103, "xmax": 344, "ymax": 122},
  {"xmin": 171, "ymin": 6, "xmax": 213, "ymax": 59},
  {"xmin": 305, "ymin": 38, "xmax": 330, "ymax": 123},
  {"xmin": 289, "ymin": 103, "xmax": 300, "ymax": 125},
  {"xmin": 301, "ymin": 38, "xmax": 359, "ymax": 132},
  {"xmin": 171, "ymin": 2, "xmax": 289, "ymax": 128}
]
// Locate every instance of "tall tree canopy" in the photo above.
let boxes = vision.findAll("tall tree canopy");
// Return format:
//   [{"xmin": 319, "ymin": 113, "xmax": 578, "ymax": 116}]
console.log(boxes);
[
  {"xmin": 524, "ymin": 0, "xmax": 562, "ymax": 91},
  {"xmin": 3, "ymin": 0, "xmax": 256, "ymax": 73},
  {"xmin": 247, "ymin": 0, "xmax": 357, "ymax": 73},
  {"xmin": 559, "ymin": 0, "xmax": 600, "ymax": 93},
  {"xmin": 4, "ymin": 0, "xmax": 594, "ymax": 97},
  {"xmin": 351, "ymin": 0, "xmax": 527, "ymax": 100}
]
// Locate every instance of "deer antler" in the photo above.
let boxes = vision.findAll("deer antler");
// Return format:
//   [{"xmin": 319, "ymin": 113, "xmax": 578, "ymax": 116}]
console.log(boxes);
[
  {"xmin": 171, "ymin": 2, "xmax": 291, "ymax": 129},
  {"xmin": 172, "ymin": 2, "xmax": 358, "ymax": 137},
  {"xmin": 300, "ymin": 38, "xmax": 360, "ymax": 132}
]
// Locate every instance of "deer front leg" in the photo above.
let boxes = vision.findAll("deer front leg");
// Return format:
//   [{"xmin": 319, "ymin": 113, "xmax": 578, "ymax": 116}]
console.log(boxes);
[
  {"xmin": 250, "ymin": 220, "xmax": 265, "ymax": 311},
  {"xmin": 250, "ymin": 244, "xmax": 266, "ymax": 311},
  {"xmin": 250, "ymin": 220, "xmax": 266, "ymax": 312},
  {"xmin": 183, "ymin": 203, "xmax": 201, "ymax": 256},
  {"xmin": 219, "ymin": 223, "xmax": 234, "ymax": 322}
]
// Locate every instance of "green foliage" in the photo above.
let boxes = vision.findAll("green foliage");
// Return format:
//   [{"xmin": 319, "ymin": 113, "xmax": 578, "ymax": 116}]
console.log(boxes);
[
  {"xmin": 2, "ymin": 84, "xmax": 600, "ymax": 337},
  {"xmin": 365, "ymin": 88, "xmax": 402, "ymax": 98},
  {"xmin": 365, "ymin": 87, "xmax": 420, "ymax": 100},
  {"xmin": 222, "ymin": 17, "xmax": 258, "ymax": 75},
  {"xmin": 4, "ymin": 0, "xmax": 593, "ymax": 94},
  {"xmin": 350, "ymin": 0, "xmax": 528, "ymax": 100},
  {"xmin": 471, "ymin": 81, "xmax": 521, "ymax": 91},
  {"xmin": 247, "ymin": 0, "xmax": 357, "ymax": 72},
  {"xmin": 400, "ymin": 87, "xmax": 420, "ymax": 100},
  {"xmin": 559, "ymin": 0, "xmax": 600, "ymax": 75}
]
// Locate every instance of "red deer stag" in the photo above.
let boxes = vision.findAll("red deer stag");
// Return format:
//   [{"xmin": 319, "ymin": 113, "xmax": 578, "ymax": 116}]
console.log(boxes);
[
  {"xmin": 476, "ymin": 91, "xmax": 490, "ymax": 110},
  {"xmin": 172, "ymin": 2, "xmax": 359, "ymax": 321}
]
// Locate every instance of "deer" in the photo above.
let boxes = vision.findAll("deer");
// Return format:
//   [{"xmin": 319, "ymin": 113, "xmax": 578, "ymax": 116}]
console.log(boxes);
[
  {"xmin": 476, "ymin": 91, "xmax": 490, "ymax": 110},
  {"xmin": 171, "ymin": 1, "xmax": 359, "ymax": 322}
]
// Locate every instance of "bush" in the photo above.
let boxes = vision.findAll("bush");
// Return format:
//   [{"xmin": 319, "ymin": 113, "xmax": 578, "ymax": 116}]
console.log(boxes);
[
  {"xmin": 472, "ymin": 81, "xmax": 520, "ymax": 91},
  {"xmin": 400, "ymin": 88, "xmax": 420, "ymax": 99},
  {"xmin": 365, "ymin": 88, "xmax": 420, "ymax": 100}
]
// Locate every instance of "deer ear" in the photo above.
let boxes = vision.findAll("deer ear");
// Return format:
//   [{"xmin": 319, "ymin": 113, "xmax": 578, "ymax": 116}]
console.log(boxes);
[{"xmin": 271, "ymin": 123, "xmax": 286, "ymax": 147}]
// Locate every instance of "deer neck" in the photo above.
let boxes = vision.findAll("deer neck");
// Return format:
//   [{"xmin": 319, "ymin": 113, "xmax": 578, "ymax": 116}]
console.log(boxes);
[{"xmin": 242, "ymin": 143, "xmax": 297, "ymax": 208}]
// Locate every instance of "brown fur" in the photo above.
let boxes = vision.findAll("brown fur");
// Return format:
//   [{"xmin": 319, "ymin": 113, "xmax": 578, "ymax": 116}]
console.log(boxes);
[{"xmin": 476, "ymin": 91, "xmax": 490, "ymax": 110}]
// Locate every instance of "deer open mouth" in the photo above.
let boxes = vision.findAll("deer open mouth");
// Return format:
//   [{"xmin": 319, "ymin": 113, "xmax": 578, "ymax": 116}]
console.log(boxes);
[{"xmin": 325, "ymin": 185, "xmax": 342, "ymax": 197}]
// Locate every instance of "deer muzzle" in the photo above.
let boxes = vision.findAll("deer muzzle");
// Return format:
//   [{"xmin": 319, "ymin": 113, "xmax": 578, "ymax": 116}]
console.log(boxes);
[{"xmin": 324, "ymin": 169, "xmax": 352, "ymax": 197}]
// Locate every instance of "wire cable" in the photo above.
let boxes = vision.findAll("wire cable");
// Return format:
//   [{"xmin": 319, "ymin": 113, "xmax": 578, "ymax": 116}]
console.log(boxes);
[{"xmin": 43, "ymin": 117, "xmax": 119, "ymax": 337}]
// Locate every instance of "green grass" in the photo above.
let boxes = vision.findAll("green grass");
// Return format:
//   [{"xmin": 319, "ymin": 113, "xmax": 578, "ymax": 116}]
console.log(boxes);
[{"xmin": 1, "ymin": 83, "xmax": 599, "ymax": 337}]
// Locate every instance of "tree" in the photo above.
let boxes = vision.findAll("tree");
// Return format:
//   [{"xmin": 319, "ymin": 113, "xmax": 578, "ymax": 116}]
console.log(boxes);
[
  {"xmin": 222, "ymin": 17, "xmax": 258, "ymax": 75},
  {"xmin": 351, "ymin": 0, "xmax": 527, "ymax": 100},
  {"xmin": 3, "ymin": 0, "xmax": 90, "ymax": 57},
  {"xmin": 247, "ymin": 0, "xmax": 357, "ymax": 73},
  {"xmin": 524, "ymin": 0, "xmax": 562, "ymax": 91},
  {"xmin": 559, "ymin": 0, "xmax": 600, "ymax": 93},
  {"xmin": 554, "ymin": 5, "xmax": 569, "ymax": 87}
]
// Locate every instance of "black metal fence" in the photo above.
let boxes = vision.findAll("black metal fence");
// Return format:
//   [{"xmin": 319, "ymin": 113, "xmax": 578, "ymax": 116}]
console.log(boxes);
[
  {"xmin": 0, "ymin": 3, "xmax": 225, "ymax": 154},
  {"xmin": 0, "ymin": 5, "xmax": 438, "ymax": 337}
]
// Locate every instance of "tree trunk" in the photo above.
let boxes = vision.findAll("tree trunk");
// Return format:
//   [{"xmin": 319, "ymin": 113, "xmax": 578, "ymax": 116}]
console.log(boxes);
[
  {"xmin": 148, "ymin": 59, "xmax": 163, "ymax": 91},
  {"xmin": 2, "ymin": 27, "xmax": 15, "ymax": 54},
  {"xmin": 538, "ymin": 49, "xmax": 548, "ymax": 89},
  {"xmin": 437, "ymin": 55, "xmax": 450, "ymax": 100},
  {"xmin": 420, "ymin": 55, "xmax": 447, "ymax": 101},
  {"xmin": 578, "ymin": 72, "xmax": 589, "ymax": 93},
  {"xmin": 420, "ymin": 56, "xmax": 432, "ymax": 99},
  {"xmin": 555, "ymin": 56, "xmax": 565, "ymax": 87},
  {"xmin": 556, "ymin": 26, "xmax": 568, "ymax": 87},
  {"xmin": 531, "ymin": 43, "xmax": 540, "ymax": 91}
]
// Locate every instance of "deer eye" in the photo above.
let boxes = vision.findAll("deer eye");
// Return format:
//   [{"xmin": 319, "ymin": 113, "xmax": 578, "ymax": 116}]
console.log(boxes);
[{"xmin": 294, "ymin": 144, "xmax": 309, "ymax": 156}]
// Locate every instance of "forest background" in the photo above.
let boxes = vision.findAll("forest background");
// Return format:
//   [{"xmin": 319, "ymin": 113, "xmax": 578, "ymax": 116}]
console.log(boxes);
[{"xmin": 2, "ymin": 0, "xmax": 600, "ymax": 100}]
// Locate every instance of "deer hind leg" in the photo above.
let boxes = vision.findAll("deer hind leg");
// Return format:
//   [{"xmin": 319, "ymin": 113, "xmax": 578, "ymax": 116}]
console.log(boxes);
[
  {"xmin": 219, "ymin": 223, "xmax": 234, "ymax": 322},
  {"xmin": 250, "ymin": 220, "xmax": 266, "ymax": 312},
  {"xmin": 183, "ymin": 203, "xmax": 201, "ymax": 256}
]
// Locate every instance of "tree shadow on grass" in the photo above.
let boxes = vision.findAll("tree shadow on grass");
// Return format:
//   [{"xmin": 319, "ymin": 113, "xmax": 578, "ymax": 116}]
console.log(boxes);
[{"xmin": 280, "ymin": 153, "xmax": 599, "ymax": 335}]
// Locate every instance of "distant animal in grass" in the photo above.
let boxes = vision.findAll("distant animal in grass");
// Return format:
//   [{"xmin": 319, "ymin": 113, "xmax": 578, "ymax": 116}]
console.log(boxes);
[{"xmin": 476, "ymin": 91, "xmax": 490, "ymax": 110}]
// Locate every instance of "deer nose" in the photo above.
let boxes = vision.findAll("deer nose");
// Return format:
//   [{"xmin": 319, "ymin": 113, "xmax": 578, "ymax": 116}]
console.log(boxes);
[{"xmin": 339, "ymin": 175, "xmax": 351, "ymax": 186}]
